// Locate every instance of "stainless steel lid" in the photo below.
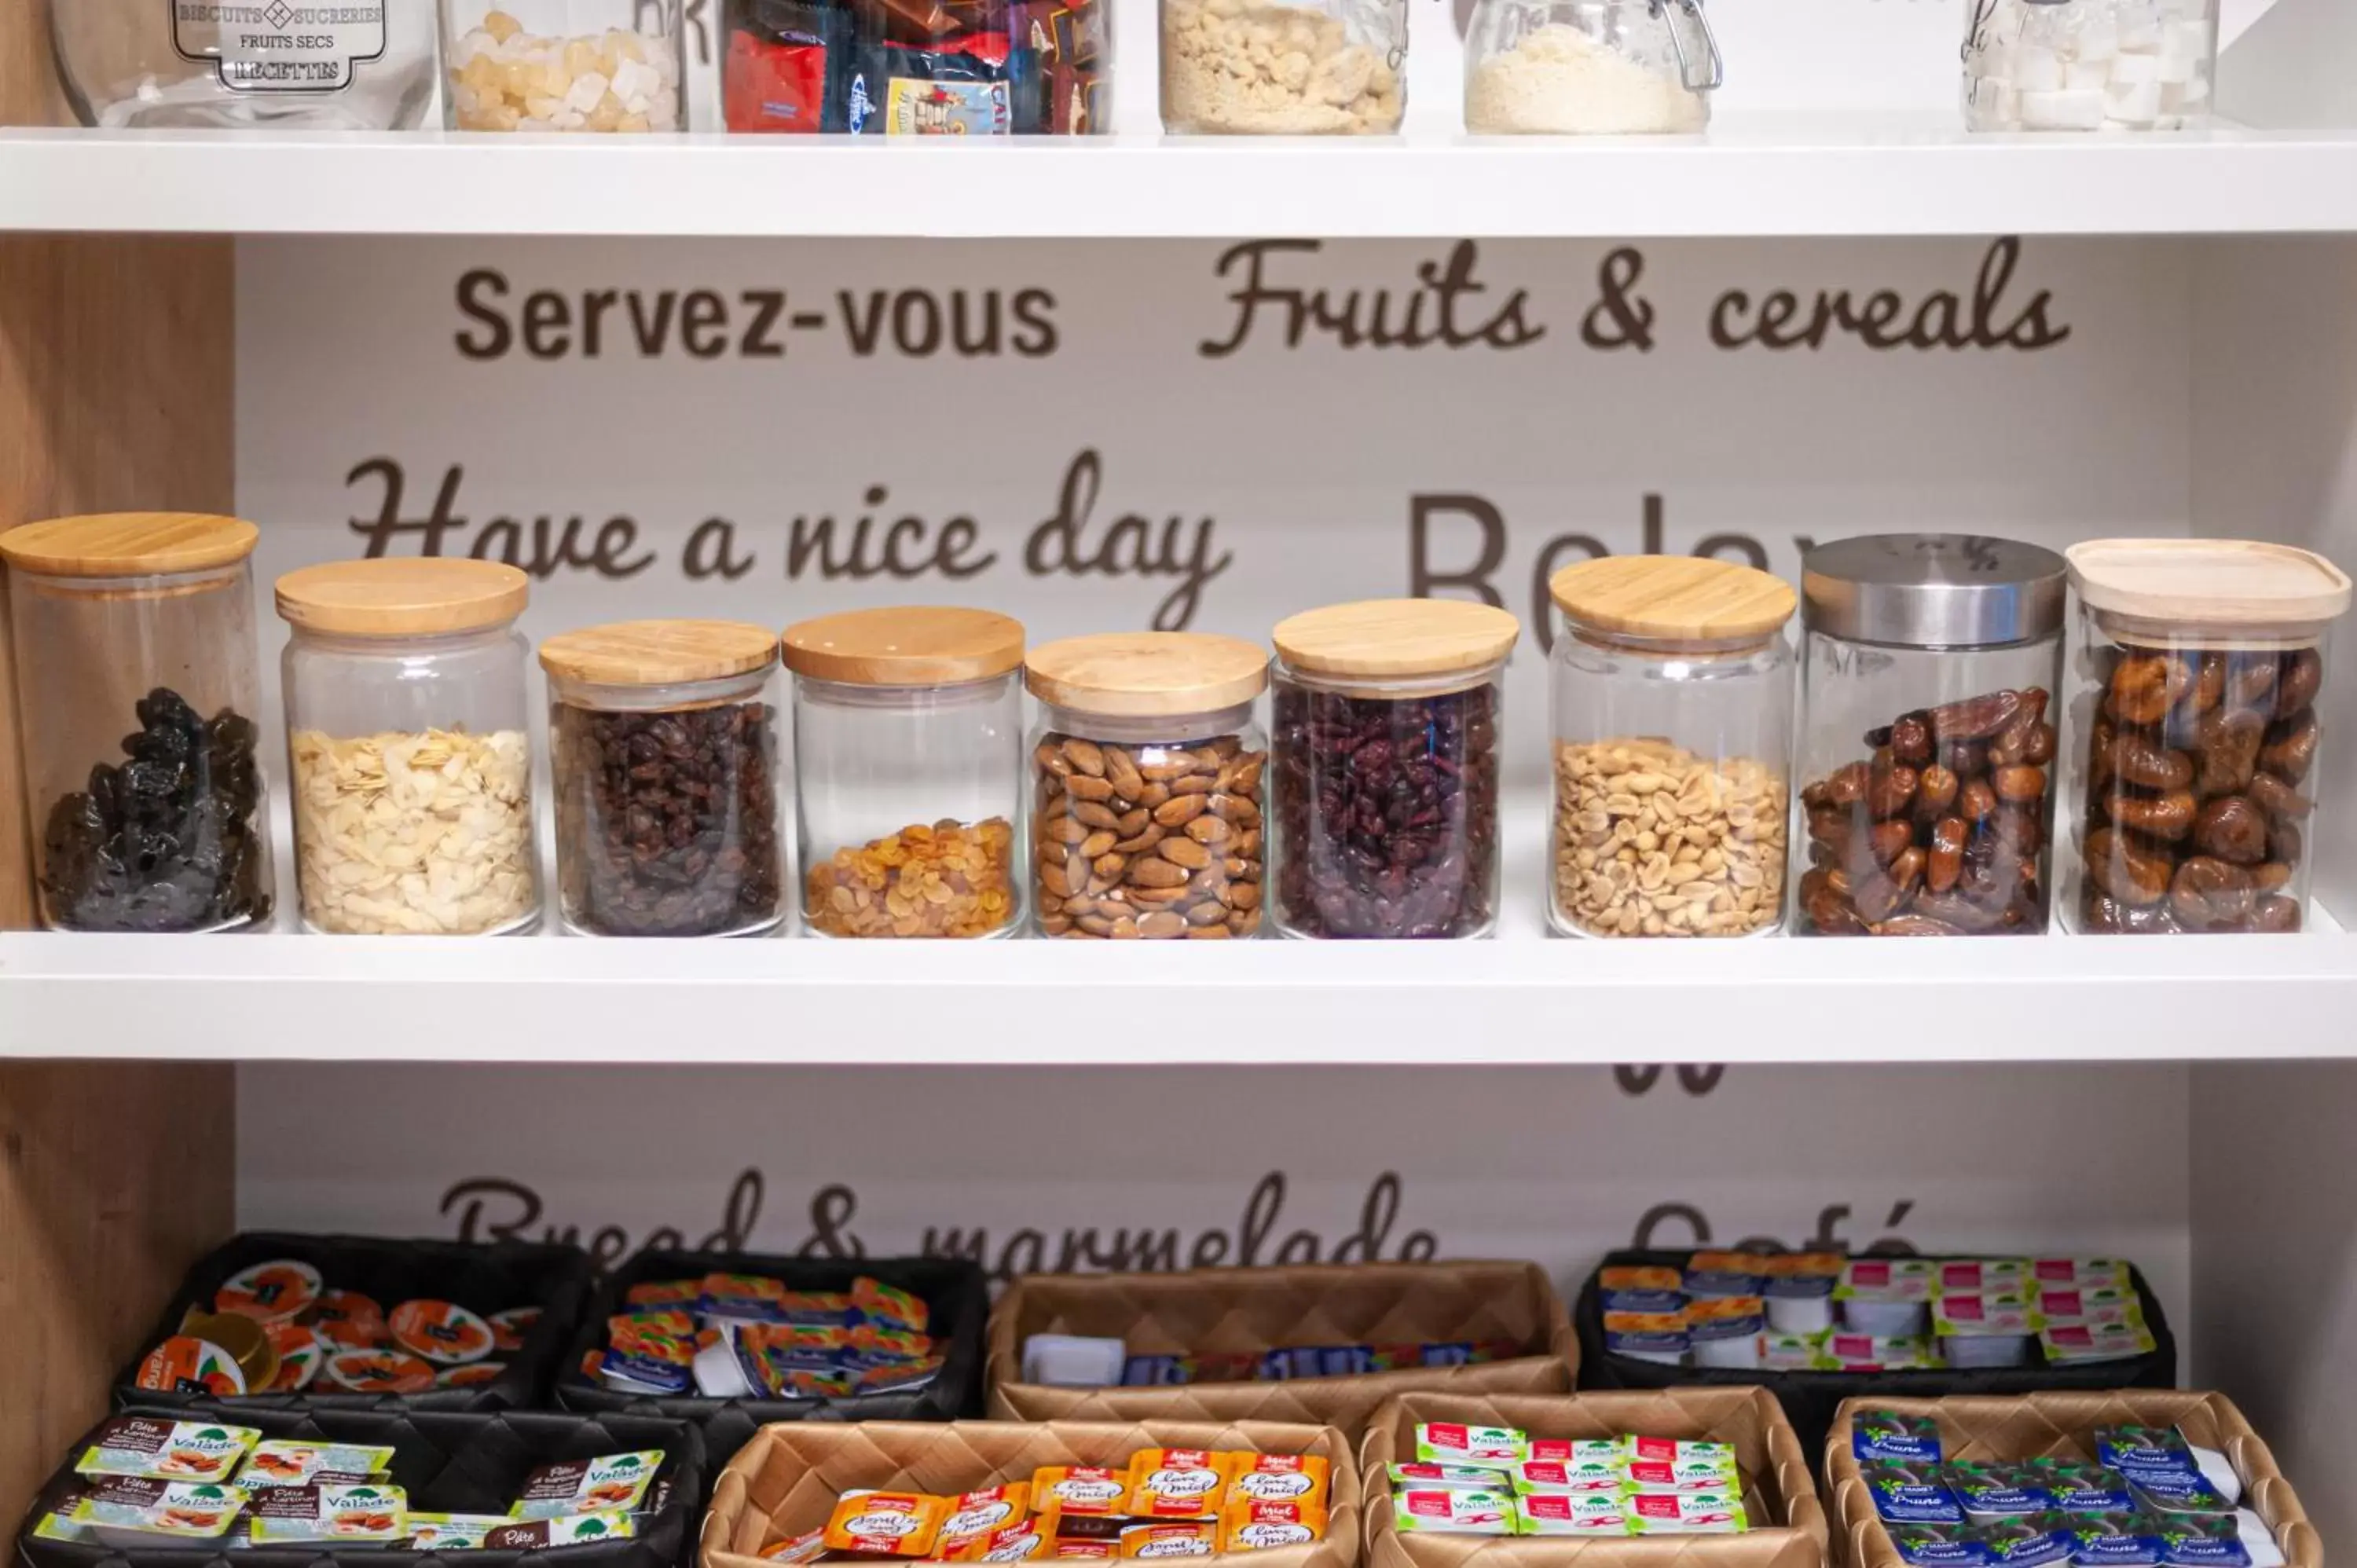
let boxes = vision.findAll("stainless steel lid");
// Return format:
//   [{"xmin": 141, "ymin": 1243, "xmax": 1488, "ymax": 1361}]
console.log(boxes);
[{"xmin": 1802, "ymin": 533, "xmax": 2068, "ymax": 650}]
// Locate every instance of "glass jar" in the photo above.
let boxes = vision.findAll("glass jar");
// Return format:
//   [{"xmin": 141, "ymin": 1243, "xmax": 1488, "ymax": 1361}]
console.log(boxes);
[
  {"xmin": 1795, "ymin": 534, "xmax": 2068, "ymax": 937},
  {"xmin": 1270, "ymin": 599, "xmax": 1519, "ymax": 940},
  {"xmin": 1464, "ymin": 0, "xmax": 1718, "ymax": 135},
  {"xmin": 2064, "ymin": 540, "xmax": 2352, "ymax": 936},
  {"xmin": 275, "ymin": 559, "xmax": 539, "ymax": 937},
  {"xmin": 52, "ymin": 0, "xmax": 436, "ymax": 127},
  {"xmin": 1548, "ymin": 556, "xmax": 1793, "ymax": 939},
  {"xmin": 1024, "ymin": 632, "xmax": 1269, "ymax": 940},
  {"xmin": 540, "ymin": 621, "xmax": 784, "ymax": 937},
  {"xmin": 0, "ymin": 515, "xmax": 273, "ymax": 933},
  {"xmin": 1160, "ymin": 0, "xmax": 1402, "ymax": 133},
  {"xmin": 783, "ymin": 606, "xmax": 1025, "ymax": 939},
  {"xmin": 441, "ymin": 0, "xmax": 686, "ymax": 131},
  {"xmin": 1964, "ymin": 0, "xmax": 2216, "ymax": 132}
]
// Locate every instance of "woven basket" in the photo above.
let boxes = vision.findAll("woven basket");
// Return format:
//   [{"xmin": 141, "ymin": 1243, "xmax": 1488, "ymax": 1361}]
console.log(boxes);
[
  {"xmin": 700, "ymin": 1418, "xmax": 1362, "ymax": 1568},
  {"xmin": 988, "ymin": 1265, "xmax": 1577, "ymax": 1438},
  {"xmin": 1824, "ymin": 1393, "xmax": 2319, "ymax": 1568},
  {"xmin": 1361, "ymin": 1390, "xmax": 1830, "ymax": 1568}
]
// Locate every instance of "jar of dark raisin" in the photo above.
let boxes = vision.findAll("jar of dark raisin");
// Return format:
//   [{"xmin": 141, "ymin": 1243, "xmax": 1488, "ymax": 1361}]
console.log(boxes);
[
  {"xmin": 1270, "ymin": 599, "xmax": 1521, "ymax": 940},
  {"xmin": 540, "ymin": 619, "xmax": 785, "ymax": 938}
]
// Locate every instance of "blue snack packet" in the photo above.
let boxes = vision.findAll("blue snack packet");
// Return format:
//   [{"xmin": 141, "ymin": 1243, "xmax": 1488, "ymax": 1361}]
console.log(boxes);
[
  {"xmin": 1855, "ymin": 1412, "xmax": 1945, "ymax": 1466},
  {"xmin": 1950, "ymin": 1464, "xmax": 2058, "ymax": 1520},
  {"xmin": 2066, "ymin": 1510, "xmax": 2168, "ymax": 1566},
  {"xmin": 2131, "ymin": 1473, "xmax": 2231, "ymax": 1518},
  {"xmin": 1420, "ymin": 1342, "xmax": 1479, "ymax": 1368},
  {"xmin": 1867, "ymin": 1463, "xmax": 1966, "ymax": 1525},
  {"xmin": 2025, "ymin": 1461, "xmax": 2135, "ymax": 1515},
  {"xmin": 2096, "ymin": 1428, "xmax": 2197, "ymax": 1478},
  {"xmin": 2156, "ymin": 1516, "xmax": 2252, "ymax": 1568},
  {"xmin": 1975, "ymin": 1517, "xmax": 2077, "ymax": 1568},
  {"xmin": 1890, "ymin": 1526, "xmax": 1994, "ymax": 1566},
  {"xmin": 1123, "ymin": 1354, "xmax": 1188, "ymax": 1387}
]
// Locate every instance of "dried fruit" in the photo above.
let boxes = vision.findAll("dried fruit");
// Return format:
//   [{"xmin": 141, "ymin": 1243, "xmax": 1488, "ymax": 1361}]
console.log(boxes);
[
  {"xmin": 807, "ymin": 819, "xmax": 1016, "ymax": 939},
  {"xmin": 1034, "ymin": 734, "xmax": 1263, "ymax": 940},
  {"xmin": 291, "ymin": 728, "xmax": 536, "ymax": 936}
]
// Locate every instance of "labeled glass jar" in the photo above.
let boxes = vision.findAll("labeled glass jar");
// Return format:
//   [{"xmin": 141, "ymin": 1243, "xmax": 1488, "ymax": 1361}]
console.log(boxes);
[
  {"xmin": 1964, "ymin": 0, "xmax": 2216, "ymax": 132},
  {"xmin": 52, "ymin": 0, "xmax": 436, "ymax": 128},
  {"xmin": 2065, "ymin": 539, "xmax": 2352, "ymax": 935},
  {"xmin": 541, "ymin": 621, "xmax": 784, "ymax": 937},
  {"xmin": 1464, "ymin": 0, "xmax": 1719, "ymax": 135},
  {"xmin": 1548, "ymin": 556, "xmax": 1793, "ymax": 939},
  {"xmin": 783, "ymin": 606, "xmax": 1026, "ymax": 939},
  {"xmin": 1025, "ymin": 632, "xmax": 1270, "ymax": 940},
  {"xmin": 1271, "ymin": 599, "xmax": 1520, "ymax": 940},
  {"xmin": 1161, "ymin": 0, "xmax": 1403, "ymax": 133},
  {"xmin": 276, "ymin": 559, "xmax": 539, "ymax": 937},
  {"xmin": 440, "ymin": 0, "xmax": 686, "ymax": 131},
  {"xmin": 0, "ymin": 515, "xmax": 273, "ymax": 933},
  {"xmin": 1795, "ymin": 535, "xmax": 2067, "ymax": 937}
]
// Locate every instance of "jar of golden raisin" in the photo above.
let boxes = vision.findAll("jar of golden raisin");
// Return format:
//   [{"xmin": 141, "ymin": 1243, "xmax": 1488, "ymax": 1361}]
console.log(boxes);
[{"xmin": 783, "ymin": 606, "xmax": 1026, "ymax": 939}]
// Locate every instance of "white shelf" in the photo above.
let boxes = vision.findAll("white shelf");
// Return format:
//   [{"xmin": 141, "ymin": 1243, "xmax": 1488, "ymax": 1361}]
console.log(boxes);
[{"xmin": 11, "ymin": 117, "xmax": 2357, "ymax": 236}]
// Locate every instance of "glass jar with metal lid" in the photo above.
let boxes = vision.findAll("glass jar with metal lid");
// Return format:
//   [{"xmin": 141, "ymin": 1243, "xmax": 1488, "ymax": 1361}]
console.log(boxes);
[
  {"xmin": 1270, "ymin": 598, "xmax": 1521, "ymax": 940},
  {"xmin": 2065, "ymin": 539, "xmax": 2352, "ymax": 935},
  {"xmin": 783, "ymin": 606, "xmax": 1026, "ymax": 940},
  {"xmin": 1464, "ymin": 0, "xmax": 1721, "ymax": 135},
  {"xmin": 540, "ymin": 620, "xmax": 785, "ymax": 938},
  {"xmin": 0, "ymin": 514, "xmax": 274, "ymax": 933},
  {"xmin": 276, "ymin": 558, "xmax": 539, "ymax": 937},
  {"xmin": 1548, "ymin": 555, "xmax": 1793, "ymax": 940},
  {"xmin": 1795, "ymin": 534, "xmax": 2068, "ymax": 937}
]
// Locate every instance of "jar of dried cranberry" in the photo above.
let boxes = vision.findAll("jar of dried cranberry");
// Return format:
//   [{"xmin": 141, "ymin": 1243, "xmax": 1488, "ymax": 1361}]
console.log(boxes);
[{"xmin": 1270, "ymin": 599, "xmax": 1521, "ymax": 940}]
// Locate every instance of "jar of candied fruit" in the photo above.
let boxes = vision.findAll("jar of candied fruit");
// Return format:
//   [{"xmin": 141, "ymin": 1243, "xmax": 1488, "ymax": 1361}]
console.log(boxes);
[{"xmin": 439, "ymin": 1, "xmax": 686, "ymax": 131}]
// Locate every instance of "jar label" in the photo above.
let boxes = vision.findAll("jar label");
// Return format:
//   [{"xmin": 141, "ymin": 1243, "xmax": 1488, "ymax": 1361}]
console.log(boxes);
[{"xmin": 169, "ymin": 0, "xmax": 388, "ymax": 93}]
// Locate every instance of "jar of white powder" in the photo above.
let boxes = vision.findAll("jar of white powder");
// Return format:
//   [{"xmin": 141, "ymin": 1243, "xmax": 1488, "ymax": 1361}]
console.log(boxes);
[
  {"xmin": 1464, "ymin": 0, "xmax": 1717, "ymax": 135},
  {"xmin": 1161, "ymin": 0, "xmax": 1406, "ymax": 133}
]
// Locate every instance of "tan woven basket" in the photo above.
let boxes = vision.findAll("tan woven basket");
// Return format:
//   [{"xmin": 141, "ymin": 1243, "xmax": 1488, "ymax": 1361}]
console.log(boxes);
[
  {"xmin": 1361, "ymin": 1390, "xmax": 1830, "ymax": 1568},
  {"xmin": 988, "ymin": 1264, "xmax": 1578, "ymax": 1438},
  {"xmin": 700, "ymin": 1418, "xmax": 1363, "ymax": 1568},
  {"xmin": 1824, "ymin": 1394, "xmax": 2319, "ymax": 1568}
]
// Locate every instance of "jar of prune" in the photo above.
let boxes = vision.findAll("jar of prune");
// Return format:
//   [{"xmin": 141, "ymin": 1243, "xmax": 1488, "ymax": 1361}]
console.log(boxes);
[
  {"xmin": 1549, "ymin": 556, "xmax": 1794, "ymax": 940},
  {"xmin": 1270, "ymin": 599, "xmax": 1520, "ymax": 940},
  {"xmin": 541, "ymin": 620, "xmax": 784, "ymax": 937},
  {"xmin": 440, "ymin": 0, "xmax": 686, "ymax": 131},
  {"xmin": 1795, "ymin": 534, "xmax": 2067, "ymax": 937},
  {"xmin": 0, "ymin": 514, "xmax": 274, "ymax": 933},
  {"xmin": 277, "ymin": 559, "xmax": 539, "ymax": 937},
  {"xmin": 1025, "ymin": 632, "xmax": 1269, "ymax": 940},
  {"xmin": 783, "ymin": 606, "xmax": 1025, "ymax": 939},
  {"xmin": 1161, "ymin": 0, "xmax": 1403, "ymax": 133},
  {"xmin": 2065, "ymin": 539, "xmax": 2352, "ymax": 935}
]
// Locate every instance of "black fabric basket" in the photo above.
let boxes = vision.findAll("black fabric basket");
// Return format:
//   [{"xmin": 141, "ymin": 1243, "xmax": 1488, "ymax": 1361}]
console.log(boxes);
[
  {"xmin": 17, "ymin": 1405, "xmax": 703, "ymax": 1568},
  {"xmin": 115, "ymin": 1233, "xmax": 594, "ymax": 1413},
  {"xmin": 554, "ymin": 1249, "xmax": 988, "ymax": 1471},
  {"xmin": 1574, "ymin": 1250, "xmax": 2179, "ymax": 1458}
]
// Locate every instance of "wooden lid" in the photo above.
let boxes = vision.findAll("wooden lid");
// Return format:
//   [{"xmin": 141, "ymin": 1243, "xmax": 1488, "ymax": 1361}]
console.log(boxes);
[
  {"xmin": 538, "ymin": 619, "xmax": 779, "ymax": 687},
  {"xmin": 1550, "ymin": 555, "xmax": 1795, "ymax": 643},
  {"xmin": 1025, "ymin": 632, "xmax": 1268, "ymax": 717},
  {"xmin": 1271, "ymin": 598, "xmax": 1521, "ymax": 680},
  {"xmin": 276, "ymin": 558, "xmax": 529, "ymax": 637},
  {"xmin": 2067, "ymin": 539, "xmax": 2353, "ymax": 634},
  {"xmin": 780, "ymin": 606, "xmax": 1024, "ymax": 687},
  {"xmin": 0, "ymin": 513, "xmax": 258, "ymax": 577}
]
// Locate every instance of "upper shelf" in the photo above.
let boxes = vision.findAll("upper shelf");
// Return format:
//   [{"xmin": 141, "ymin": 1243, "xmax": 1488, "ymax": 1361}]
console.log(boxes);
[{"xmin": 11, "ymin": 115, "xmax": 2357, "ymax": 238}]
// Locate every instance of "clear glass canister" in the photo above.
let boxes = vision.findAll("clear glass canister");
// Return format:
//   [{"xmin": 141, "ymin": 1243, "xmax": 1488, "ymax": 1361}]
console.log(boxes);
[
  {"xmin": 2065, "ymin": 539, "xmax": 2352, "ymax": 935},
  {"xmin": 783, "ymin": 606, "xmax": 1026, "ymax": 938},
  {"xmin": 1548, "ymin": 556, "xmax": 1793, "ymax": 939},
  {"xmin": 1465, "ymin": 0, "xmax": 1718, "ymax": 135},
  {"xmin": 441, "ymin": 0, "xmax": 686, "ymax": 130},
  {"xmin": 52, "ymin": 0, "xmax": 436, "ymax": 127},
  {"xmin": 1161, "ymin": 0, "xmax": 1403, "ymax": 133},
  {"xmin": 1025, "ymin": 632, "xmax": 1270, "ymax": 940},
  {"xmin": 1964, "ymin": 0, "xmax": 2216, "ymax": 132},
  {"xmin": 541, "ymin": 621, "xmax": 784, "ymax": 937},
  {"xmin": 1270, "ymin": 599, "xmax": 1520, "ymax": 940},
  {"xmin": 0, "ymin": 515, "xmax": 274, "ymax": 932},
  {"xmin": 1796, "ymin": 534, "xmax": 2068, "ymax": 937},
  {"xmin": 276, "ymin": 558, "xmax": 539, "ymax": 936}
]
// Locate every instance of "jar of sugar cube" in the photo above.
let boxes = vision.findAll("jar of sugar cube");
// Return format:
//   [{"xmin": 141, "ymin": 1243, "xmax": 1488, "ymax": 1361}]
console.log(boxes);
[
  {"xmin": 1963, "ymin": 0, "xmax": 2216, "ymax": 133},
  {"xmin": 440, "ymin": 2, "xmax": 687, "ymax": 131}
]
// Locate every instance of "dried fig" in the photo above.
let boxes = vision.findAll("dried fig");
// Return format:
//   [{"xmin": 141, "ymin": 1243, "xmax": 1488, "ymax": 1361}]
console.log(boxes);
[
  {"xmin": 2271, "ymin": 816, "xmax": 2304, "ymax": 866},
  {"xmin": 2252, "ymin": 861, "xmax": 2293, "ymax": 893},
  {"xmin": 2191, "ymin": 796, "xmax": 2268, "ymax": 864},
  {"xmin": 2106, "ymin": 654, "xmax": 2192, "ymax": 725},
  {"xmin": 2192, "ymin": 708, "xmax": 2264, "ymax": 798},
  {"xmin": 2086, "ymin": 826, "xmax": 2172, "ymax": 906},
  {"xmin": 2260, "ymin": 709, "xmax": 2319, "ymax": 784},
  {"xmin": 2169, "ymin": 856, "xmax": 2255, "ymax": 929},
  {"xmin": 2184, "ymin": 652, "xmax": 2228, "ymax": 716},
  {"xmin": 2247, "ymin": 771, "xmax": 2312, "ymax": 822},
  {"xmin": 2225, "ymin": 650, "xmax": 2280, "ymax": 714},
  {"xmin": 2108, "ymin": 789, "xmax": 2196, "ymax": 843},
  {"xmin": 2275, "ymin": 647, "xmax": 2323, "ymax": 716},
  {"xmin": 2245, "ymin": 895, "xmax": 2303, "ymax": 934},
  {"xmin": 2080, "ymin": 890, "xmax": 2179, "ymax": 936},
  {"xmin": 2106, "ymin": 731, "xmax": 2193, "ymax": 792}
]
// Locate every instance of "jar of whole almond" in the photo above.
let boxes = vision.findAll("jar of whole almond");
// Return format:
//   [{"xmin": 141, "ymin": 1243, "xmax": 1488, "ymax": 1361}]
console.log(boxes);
[{"xmin": 1025, "ymin": 632, "xmax": 1270, "ymax": 940}]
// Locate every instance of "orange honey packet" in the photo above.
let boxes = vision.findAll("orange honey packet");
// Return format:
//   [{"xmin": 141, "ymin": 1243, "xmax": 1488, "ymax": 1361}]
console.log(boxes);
[
  {"xmin": 944, "ymin": 1521, "xmax": 1047, "ymax": 1563},
  {"xmin": 1119, "ymin": 1522, "xmax": 1219, "ymax": 1559},
  {"xmin": 761, "ymin": 1528, "xmax": 829, "ymax": 1563},
  {"xmin": 938, "ymin": 1486, "xmax": 1032, "ymax": 1551},
  {"xmin": 824, "ymin": 1491, "xmax": 948, "ymax": 1557},
  {"xmin": 1221, "ymin": 1455, "xmax": 1329, "ymax": 1510},
  {"xmin": 1221, "ymin": 1500, "xmax": 1328, "ymax": 1552},
  {"xmin": 1126, "ymin": 1451, "xmax": 1227, "ymax": 1520},
  {"xmin": 1031, "ymin": 1467, "xmax": 1132, "ymax": 1520}
]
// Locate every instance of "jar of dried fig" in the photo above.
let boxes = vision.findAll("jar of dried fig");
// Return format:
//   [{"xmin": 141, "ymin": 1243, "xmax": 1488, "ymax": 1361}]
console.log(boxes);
[
  {"xmin": 2065, "ymin": 539, "xmax": 2351, "ymax": 935},
  {"xmin": 1795, "ymin": 535, "xmax": 2067, "ymax": 937},
  {"xmin": 1025, "ymin": 632, "xmax": 1269, "ymax": 940},
  {"xmin": 1271, "ymin": 599, "xmax": 1520, "ymax": 940},
  {"xmin": 541, "ymin": 620, "xmax": 785, "ymax": 938}
]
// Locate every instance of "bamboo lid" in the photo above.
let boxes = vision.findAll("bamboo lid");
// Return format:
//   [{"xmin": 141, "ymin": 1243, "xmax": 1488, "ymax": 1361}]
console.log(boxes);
[
  {"xmin": 1550, "ymin": 555, "xmax": 1795, "ymax": 644},
  {"xmin": 1025, "ymin": 632, "xmax": 1268, "ymax": 718},
  {"xmin": 276, "ymin": 558, "xmax": 529, "ymax": 637},
  {"xmin": 539, "ymin": 619, "xmax": 779, "ymax": 687},
  {"xmin": 0, "ymin": 513, "xmax": 258, "ymax": 577},
  {"xmin": 1272, "ymin": 598, "xmax": 1521, "ymax": 680},
  {"xmin": 2067, "ymin": 539, "xmax": 2352, "ymax": 636},
  {"xmin": 781, "ymin": 606, "xmax": 1025, "ymax": 687}
]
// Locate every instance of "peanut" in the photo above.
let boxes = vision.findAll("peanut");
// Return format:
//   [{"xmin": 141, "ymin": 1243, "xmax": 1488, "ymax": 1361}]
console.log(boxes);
[{"xmin": 1552, "ymin": 738, "xmax": 1787, "ymax": 939}]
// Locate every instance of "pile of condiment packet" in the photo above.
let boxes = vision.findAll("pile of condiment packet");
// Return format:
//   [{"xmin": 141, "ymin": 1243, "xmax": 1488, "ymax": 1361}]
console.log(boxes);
[
  {"xmin": 1123, "ymin": 1339, "xmax": 1522, "ymax": 1387},
  {"xmin": 588, "ymin": 1273, "xmax": 941, "ymax": 1401},
  {"xmin": 1391, "ymin": 1425, "xmax": 1748, "ymax": 1537}
]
